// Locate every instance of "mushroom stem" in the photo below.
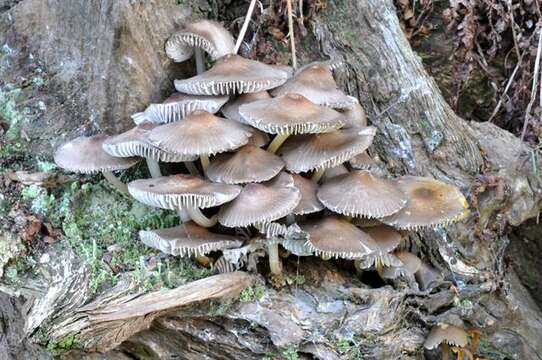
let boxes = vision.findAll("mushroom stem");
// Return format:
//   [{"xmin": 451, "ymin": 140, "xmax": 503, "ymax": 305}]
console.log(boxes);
[
  {"xmin": 267, "ymin": 133, "xmax": 290, "ymax": 153},
  {"xmin": 311, "ymin": 168, "xmax": 325, "ymax": 182},
  {"xmin": 146, "ymin": 158, "xmax": 162, "ymax": 178},
  {"xmin": 442, "ymin": 343, "xmax": 450, "ymax": 360},
  {"xmin": 177, "ymin": 208, "xmax": 191, "ymax": 222},
  {"xmin": 186, "ymin": 206, "xmax": 217, "ymax": 227},
  {"xmin": 234, "ymin": 0, "xmax": 257, "ymax": 54},
  {"xmin": 184, "ymin": 161, "xmax": 200, "ymax": 176},
  {"xmin": 268, "ymin": 243, "xmax": 283, "ymax": 275},
  {"xmin": 102, "ymin": 171, "xmax": 128, "ymax": 194},
  {"xmin": 195, "ymin": 47, "xmax": 205, "ymax": 74},
  {"xmin": 286, "ymin": 0, "xmax": 297, "ymax": 69},
  {"xmin": 200, "ymin": 155, "xmax": 210, "ymax": 172}
]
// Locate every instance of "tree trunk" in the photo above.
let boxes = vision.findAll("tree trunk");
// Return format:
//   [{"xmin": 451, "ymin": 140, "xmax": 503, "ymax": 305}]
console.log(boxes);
[{"xmin": 1, "ymin": 0, "xmax": 541, "ymax": 359}]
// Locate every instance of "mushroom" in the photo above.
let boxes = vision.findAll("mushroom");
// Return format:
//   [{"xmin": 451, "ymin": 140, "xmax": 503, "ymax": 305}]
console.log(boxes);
[
  {"xmin": 174, "ymin": 54, "xmax": 289, "ymax": 95},
  {"xmin": 139, "ymin": 221, "xmax": 243, "ymax": 257},
  {"xmin": 246, "ymin": 128, "xmax": 270, "ymax": 147},
  {"xmin": 146, "ymin": 110, "xmax": 251, "ymax": 172},
  {"xmin": 165, "ymin": 19, "xmax": 235, "ymax": 63},
  {"xmin": 341, "ymin": 100, "xmax": 368, "ymax": 128},
  {"xmin": 424, "ymin": 323, "xmax": 469, "ymax": 360},
  {"xmin": 415, "ymin": 261, "xmax": 443, "ymax": 291},
  {"xmin": 290, "ymin": 174, "xmax": 324, "ymax": 216},
  {"xmin": 279, "ymin": 126, "xmax": 376, "ymax": 181},
  {"xmin": 349, "ymin": 151, "xmax": 377, "ymax": 170},
  {"xmin": 102, "ymin": 123, "xmax": 197, "ymax": 178},
  {"xmin": 379, "ymin": 251, "xmax": 422, "ymax": 280},
  {"xmin": 54, "ymin": 134, "xmax": 139, "ymax": 194},
  {"xmin": 222, "ymin": 91, "xmax": 271, "ymax": 124},
  {"xmin": 380, "ymin": 176, "xmax": 470, "ymax": 230},
  {"xmin": 239, "ymin": 93, "xmax": 345, "ymax": 153},
  {"xmin": 128, "ymin": 174, "xmax": 241, "ymax": 227},
  {"xmin": 317, "ymin": 170, "xmax": 408, "ymax": 219},
  {"xmin": 218, "ymin": 172, "xmax": 301, "ymax": 275},
  {"xmin": 131, "ymin": 93, "xmax": 229, "ymax": 125},
  {"xmin": 355, "ymin": 225, "xmax": 403, "ymax": 272},
  {"xmin": 206, "ymin": 144, "xmax": 285, "ymax": 184},
  {"xmin": 300, "ymin": 216, "xmax": 377, "ymax": 259},
  {"xmin": 271, "ymin": 62, "xmax": 357, "ymax": 109}
]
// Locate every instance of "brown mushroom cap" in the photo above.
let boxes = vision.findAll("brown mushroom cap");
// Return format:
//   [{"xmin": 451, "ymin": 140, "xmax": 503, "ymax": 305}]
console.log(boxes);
[
  {"xmin": 415, "ymin": 262, "xmax": 443, "ymax": 291},
  {"xmin": 349, "ymin": 151, "xmax": 376, "ymax": 170},
  {"xmin": 246, "ymin": 128, "xmax": 270, "ymax": 147},
  {"xmin": 218, "ymin": 172, "xmax": 301, "ymax": 227},
  {"xmin": 300, "ymin": 217, "xmax": 377, "ymax": 259},
  {"xmin": 424, "ymin": 324, "xmax": 468, "ymax": 349},
  {"xmin": 380, "ymin": 176, "xmax": 469, "ymax": 230},
  {"xmin": 279, "ymin": 126, "xmax": 376, "ymax": 173},
  {"xmin": 54, "ymin": 134, "xmax": 139, "ymax": 174},
  {"xmin": 165, "ymin": 20, "xmax": 235, "ymax": 62},
  {"xmin": 132, "ymin": 93, "xmax": 229, "ymax": 125},
  {"xmin": 380, "ymin": 251, "xmax": 422, "ymax": 279},
  {"xmin": 356, "ymin": 225, "xmax": 403, "ymax": 268},
  {"xmin": 102, "ymin": 123, "xmax": 197, "ymax": 162},
  {"xmin": 206, "ymin": 144, "xmax": 285, "ymax": 184},
  {"xmin": 341, "ymin": 101, "xmax": 368, "ymax": 128},
  {"xmin": 222, "ymin": 91, "xmax": 272, "ymax": 124},
  {"xmin": 147, "ymin": 110, "xmax": 251, "ymax": 156},
  {"xmin": 174, "ymin": 54, "xmax": 289, "ymax": 95},
  {"xmin": 239, "ymin": 93, "xmax": 345, "ymax": 135},
  {"xmin": 291, "ymin": 174, "xmax": 324, "ymax": 215},
  {"xmin": 139, "ymin": 221, "xmax": 243, "ymax": 257},
  {"xmin": 128, "ymin": 174, "xmax": 241, "ymax": 210},
  {"xmin": 317, "ymin": 170, "xmax": 408, "ymax": 218},
  {"xmin": 271, "ymin": 62, "xmax": 357, "ymax": 109}
]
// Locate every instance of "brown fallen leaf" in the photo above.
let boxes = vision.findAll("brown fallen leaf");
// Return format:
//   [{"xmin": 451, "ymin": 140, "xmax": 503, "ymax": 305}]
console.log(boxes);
[{"xmin": 5, "ymin": 171, "xmax": 69, "ymax": 188}]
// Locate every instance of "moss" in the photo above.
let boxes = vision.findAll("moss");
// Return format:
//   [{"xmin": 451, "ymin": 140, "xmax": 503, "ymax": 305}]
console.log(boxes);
[
  {"xmin": 239, "ymin": 285, "xmax": 265, "ymax": 303},
  {"xmin": 335, "ymin": 337, "xmax": 362, "ymax": 359},
  {"xmin": 47, "ymin": 333, "xmax": 80, "ymax": 355},
  {"xmin": 282, "ymin": 347, "xmax": 299, "ymax": 360},
  {"xmin": 477, "ymin": 338, "xmax": 515, "ymax": 360}
]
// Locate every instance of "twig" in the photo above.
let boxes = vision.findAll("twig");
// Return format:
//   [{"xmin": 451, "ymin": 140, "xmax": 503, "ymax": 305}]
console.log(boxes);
[
  {"xmin": 234, "ymin": 0, "xmax": 257, "ymax": 54},
  {"xmin": 488, "ymin": 60, "xmax": 521, "ymax": 122},
  {"xmin": 286, "ymin": 0, "xmax": 297, "ymax": 69},
  {"xmin": 520, "ymin": 26, "xmax": 542, "ymax": 142}
]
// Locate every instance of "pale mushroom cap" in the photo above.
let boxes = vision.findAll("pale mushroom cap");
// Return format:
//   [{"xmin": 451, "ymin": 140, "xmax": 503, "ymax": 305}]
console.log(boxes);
[
  {"xmin": 396, "ymin": 251, "xmax": 423, "ymax": 274},
  {"xmin": 222, "ymin": 91, "xmax": 272, "ymax": 124},
  {"xmin": 424, "ymin": 324, "xmax": 468, "ymax": 349},
  {"xmin": 174, "ymin": 54, "xmax": 289, "ymax": 95},
  {"xmin": 165, "ymin": 20, "xmax": 235, "ymax": 62},
  {"xmin": 139, "ymin": 221, "xmax": 243, "ymax": 257},
  {"xmin": 128, "ymin": 174, "xmax": 241, "ymax": 210},
  {"xmin": 54, "ymin": 134, "xmax": 139, "ymax": 174},
  {"xmin": 317, "ymin": 170, "xmax": 408, "ymax": 218},
  {"xmin": 238, "ymin": 93, "xmax": 345, "ymax": 135},
  {"xmin": 218, "ymin": 172, "xmax": 301, "ymax": 227},
  {"xmin": 102, "ymin": 123, "xmax": 197, "ymax": 162},
  {"xmin": 271, "ymin": 62, "xmax": 357, "ymax": 109},
  {"xmin": 364, "ymin": 225, "xmax": 402, "ymax": 254},
  {"xmin": 147, "ymin": 110, "xmax": 251, "ymax": 156},
  {"xmin": 349, "ymin": 151, "xmax": 376, "ymax": 170},
  {"xmin": 291, "ymin": 174, "xmax": 324, "ymax": 215},
  {"xmin": 132, "ymin": 93, "xmax": 229, "ymax": 125},
  {"xmin": 206, "ymin": 144, "xmax": 285, "ymax": 184},
  {"xmin": 341, "ymin": 101, "xmax": 368, "ymax": 128},
  {"xmin": 300, "ymin": 217, "xmax": 377, "ymax": 259},
  {"xmin": 380, "ymin": 176, "xmax": 470, "ymax": 230},
  {"xmin": 247, "ymin": 128, "xmax": 270, "ymax": 147},
  {"xmin": 415, "ymin": 262, "xmax": 443, "ymax": 291},
  {"xmin": 280, "ymin": 126, "xmax": 376, "ymax": 173}
]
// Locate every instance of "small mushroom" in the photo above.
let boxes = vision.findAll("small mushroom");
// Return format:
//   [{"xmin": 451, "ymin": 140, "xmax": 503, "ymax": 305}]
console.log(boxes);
[
  {"xmin": 139, "ymin": 221, "xmax": 243, "ymax": 257},
  {"xmin": 424, "ymin": 323, "xmax": 469, "ymax": 360},
  {"xmin": 279, "ymin": 126, "xmax": 376, "ymax": 181},
  {"xmin": 102, "ymin": 123, "xmax": 197, "ymax": 178},
  {"xmin": 54, "ymin": 134, "xmax": 139, "ymax": 193},
  {"xmin": 379, "ymin": 251, "xmax": 422, "ymax": 279},
  {"xmin": 271, "ymin": 62, "xmax": 357, "ymax": 109},
  {"xmin": 356, "ymin": 225, "xmax": 403, "ymax": 271},
  {"xmin": 341, "ymin": 100, "xmax": 368, "ymax": 128},
  {"xmin": 239, "ymin": 93, "xmax": 345, "ymax": 153},
  {"xmin": 165, "ymin": 20, "xmax": 235, "ymax": 63},
  {"xmin": 290, "ymin": 174, "xmax": 324, "ymax": 216},
  {"xmin": 128, "ymin": 174, "xmax": 241, "ymax": 227},
  {"xmin": 317, "ymin": 170, "xmax": 408, "ymax": 218},
  {"xmin": 131, "ymin": 93, "xmax": 229, "ymax": 125},
  {"xmin": 174, "ymin": 54, "xmax": 289, "ymax": 95},
  {"xmin": 147, "ymin": 110, "xmax": 251, "ymax": 172},
  {"xmin": 415, "ymin": 261, "xmax": 443, "ymax": 291},
  {"xmin": 206, "ymin": 144, "xmax": 285, "ymax": 184},
  {"xmin": 349, "ymin": 151, "xmax": 377, "ymax": 170},
  {"xmin": 222, "ymin": 91, "xmax": 272, "ymax": 124},
  {"xmin": 380, "ymin": 176, "xmax": 470, "ymax": 230},
  {"xmin": 300, "ymin": 216, "xmax": 377, "ymax": 259}
]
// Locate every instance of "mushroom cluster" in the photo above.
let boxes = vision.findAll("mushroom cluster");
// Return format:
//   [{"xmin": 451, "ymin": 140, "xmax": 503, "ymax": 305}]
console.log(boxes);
[{"xmin": 53, "ymin": 19, "xmax": 470, "ymax": 281}]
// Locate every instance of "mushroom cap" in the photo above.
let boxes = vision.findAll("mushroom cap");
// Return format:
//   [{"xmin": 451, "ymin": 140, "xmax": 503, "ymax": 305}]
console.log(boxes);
[
  {"xmin": 165, "ymin": 20, "xmax": 235, "ymax": 62},
  {"xmin": 206, "ymin": 144, "xmax": 285, "ymax": 184},
  {"xmin": 291, "ymin": 174, "xmax": 324, "ymax": 215},
  {"xmin": 239, "ymin": 93, "xmax": 345, "ymax": 135},
  {"xmin": 300, "ymin": 217, "xmax": 377, "ymax": 259},
  {"xmin": 139, "ymin": 221, "xmax": 243, "ymax": 257},
  {"xmin": 132, "ymin": 93, "xmax": 229, "ymax": 125},
  {"xmin": 174, "ymin": 54, "xmax": 289, "ymax": 95},
  {"xmin": 128, "ymin": 174, "xmax": 241, "ymax": 210},
  {"xmin": 218, "ymin": 172, "xmax": 301, "ymax": 227},
  {"xmin": 222, "ymin": 91, "xmax": 272, "ymax": 124},
  {"xmin": 280, "ymin": 126, "xmax": 376, "ymax": 173},
  {"xmin": 349, "ymin": 151, "xmax": 376, "ymax": 170},
  {"xmin": 364, "ymin": 225, "xmax": 402, "ymax": 254},
  {"xmin": 415, "ymin": 262, "xmax": 443, "ymax": 291},
  {"xmin": 255, "ymin": 221, "xmax": 306, "ymax": 239},
  {"xmin": 317, "ymin": 170, "xmax": 408, "ymax": 218},
  {"xmin": 424, "ymin": 324, "xmax": 468, "ymax": 349},
  {"xmin": 246, "ymin": 128, "xmax": 270, "ymax": 147},
  {"xmin": 381, "ymin": 251, "xmax": 422, "ymax": 279},
  {"xmin": 54, "ymin": 134, "xmax": 139, "ymax": 174},
  {"xmin": 380, "ymin": 176, "xmax": 470, "ymax": 230},
  {"xmin": 102, "ymin": 123, "xmax": 197, "ymax": 162},
  {"xmin": 341, "ymin": 101, "xmax": 367, "ymax": 128},
  {"xmin": 271, "ymin": 62, "xmax": 357, "ymax": 109},
  {"xmin": 147, "ymin": 110, "xmax": 251, "ymax": 156}
]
